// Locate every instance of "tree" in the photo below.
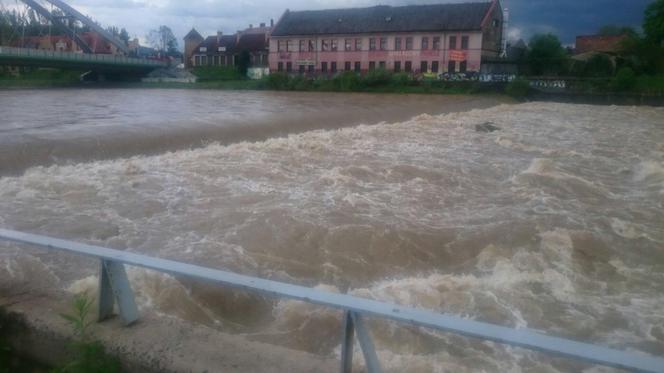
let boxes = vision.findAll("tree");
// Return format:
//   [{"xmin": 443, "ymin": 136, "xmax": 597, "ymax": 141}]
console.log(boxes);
[
  {"xmin": 237, "ymin": 50, "xmax": 251, "ymax": 75},
  {"xmin": 644, "ymin": 0, "xmax": 664, "ymax": 46},
  {"xmin": 148, "ymin": 25, "xmax": 178, "ymax": 56},
  {"xmin": 527, "ymin": 33, "xmax": 568, "ymax": 76},
  {"xmin": 119, "ymin": 28, "xmax": 130, "ymax": 46}
]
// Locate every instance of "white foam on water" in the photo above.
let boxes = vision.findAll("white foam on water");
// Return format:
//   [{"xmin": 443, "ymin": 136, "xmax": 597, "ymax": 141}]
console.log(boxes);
[{"xmin": 1, "ymin": 102, "xmax": 663, "ymax": 371}]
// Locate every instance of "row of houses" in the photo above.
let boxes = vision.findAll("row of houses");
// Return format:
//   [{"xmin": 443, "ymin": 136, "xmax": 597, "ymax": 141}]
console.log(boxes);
[{"xmin": 184, "ymin": 0, "xmax": 507, "ymax": 76}]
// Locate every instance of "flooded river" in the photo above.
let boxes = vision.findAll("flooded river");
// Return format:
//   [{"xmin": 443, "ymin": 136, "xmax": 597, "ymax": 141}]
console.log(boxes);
[{"xmin": 1, "ymin": 89, "xmax": 663, "ymax": 372}]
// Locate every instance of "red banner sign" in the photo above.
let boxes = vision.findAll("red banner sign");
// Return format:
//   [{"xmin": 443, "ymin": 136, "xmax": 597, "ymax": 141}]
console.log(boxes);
[{"xmin": 449, "ymin": 51, "xmax": 467, "ymax": 62}]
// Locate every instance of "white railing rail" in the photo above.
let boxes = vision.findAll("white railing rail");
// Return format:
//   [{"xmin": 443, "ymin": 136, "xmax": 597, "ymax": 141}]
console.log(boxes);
[
  {"xmin": 0, "ymin": 46, "xmax": 166, "ymax": 66},
  {"xmin": 0, "ymin": 229, "xmax": 662, "ymax": 373}
]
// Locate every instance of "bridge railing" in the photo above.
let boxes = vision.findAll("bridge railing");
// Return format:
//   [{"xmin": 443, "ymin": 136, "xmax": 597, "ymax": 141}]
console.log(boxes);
[
  {"xmin": 0, "ymin": 228, "xmax": 662, "ymax": 373},
  {"xmin": 0, "ymin": 46, "xmax": 166, "ymax": 66}
]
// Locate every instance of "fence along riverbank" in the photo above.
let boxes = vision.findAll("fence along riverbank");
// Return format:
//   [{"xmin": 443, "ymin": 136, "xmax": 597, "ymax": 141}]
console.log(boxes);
[{"xmin": 1, "ymin": 229, "xmax": 663, "ymax": 372}]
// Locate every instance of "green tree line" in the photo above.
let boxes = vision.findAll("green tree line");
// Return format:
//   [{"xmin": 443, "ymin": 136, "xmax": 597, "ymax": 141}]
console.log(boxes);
[{"xmin": 522, "ymin": 0, "xmax": 664, "ymax": 78}]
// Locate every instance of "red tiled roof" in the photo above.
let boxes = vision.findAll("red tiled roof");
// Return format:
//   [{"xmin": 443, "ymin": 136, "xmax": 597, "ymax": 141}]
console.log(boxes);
[{"xmin": 575, "ymin": 34, "xmax": 627, "ymax": 55}]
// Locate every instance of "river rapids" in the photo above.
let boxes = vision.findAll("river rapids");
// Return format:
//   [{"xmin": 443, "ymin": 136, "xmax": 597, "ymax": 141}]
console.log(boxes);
[{"xmin": 1, "ymin": 98, "xmax": 663, "ymax": 372}]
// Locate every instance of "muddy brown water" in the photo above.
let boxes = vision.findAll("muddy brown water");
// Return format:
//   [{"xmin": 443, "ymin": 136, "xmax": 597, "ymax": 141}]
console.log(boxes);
[{"xmin": 1, "ymin": 89, "xmax": 663, "ymax": 372}]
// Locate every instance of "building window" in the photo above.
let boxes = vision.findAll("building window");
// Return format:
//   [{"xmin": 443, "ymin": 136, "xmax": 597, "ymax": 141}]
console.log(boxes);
[
  {"xmin": 322, "ymin": 40, "xmax": 329, "ymax": 52},
  {"xmin": 331, "ymin": 61, "xmax": 337, "ymax": 73},
  {"xmin": 278, "ymin": 61, "xmax": 284, "ymax": 71},
  {"xmin": 299, "ymin": 40, "xmax": 306, "ymax": 52},
  {"xmin": 195, "ymin": 55, "xmax": 201, "ymax": 66},
  {"xmin": 432, "ymin": 61, "xmax": 439, "ymax": 73},
  {"xmin": 355, "ymin": 38, "xmax": 362, "ymax": 51},
  {"xmin": 201, "ymin": 55, "xmax": 208, "ymax": 65},
  {"xmin": 448, "ymin": 60, "xmax": 456, "ymax": 73},
  {"xmin": 394, "ymin": 61, "xmax": 401, "ymax": 72},
  {"xmin": 420, "ymin": 61, "xmax": 427, "ymax": 73},
  {"xmin": 308, "ymin": 64, "xmax": 314, "ymax": 74},
  {"xmin": 433, "ymin": 37, "xmax": 441, "ymax": 50},
  {"xmin": 405, "ymin": 37, "xmax": 413, "ymax": 50},
  {"xmin": 331, "ymin": 39, "xmax": 338, "ymax": 51},
  {"xmin": 369, "ymin": 61, "xmax": 376, "ymax": 70},
  {"xmin": 369, "ymin": 38, "xmax": 376, "ymax": 51},
  {"xmin": 286, "ymin": 62, "xmax": 292, "ymax": 72},
  {"xmin": 354, "ymin": 61, "xmax": 361, "ymax": 72},
  {"xmin": 309, "ymin": 40, "xmax": 316, "ymax": 52},
  {"xmin": 345, "ymin": 39, "xmax": 352, "ymax": 51},
  {"xmin": 395, "ymin": 37, "xmax": 402, "ymax": 51},
  {"xmin": 199, "ymin": 47, "xmax": 207, "ymax": 52},
  {"xmin": 286, "ymin": 40, "xmax": 293, "ymax": 52},
  {"xmin": 278, "ymin": 41, "xmax": 285, "ymax": 52},
  {"xmin": 460, "ymin": 61, "xmax": 467, "ymax": 73},
  {"xmin": 405, "ymin": 61, "xmax": 412, "ymax": 72},
  {"xmin": 449, "ymin": 36, "xmax": 457, "ymax": 50},
  {"xmin": 379, "ymin": 61, "xmax": 386, "ymax": 69},
  {"xmin": 422, "ymin": 37, "xmax": 429, "ymax": 50},
  {"xmin": 461, "ymin": 36, "xmax": 469, "ymax": 50},
  {"xmin": 344, "ymin": 61, "xmax": 351, "ymax": 71},
  {"xmin": 380, "ymin": 37, "xmax": 387, "ymax": 51},
  {"xmin": 321, "ymin": 62, "xmax": 328, "ymax": 73},
  {"xmin": 299, "ymin": 64, "xmax": 305, "ymax": 74}
]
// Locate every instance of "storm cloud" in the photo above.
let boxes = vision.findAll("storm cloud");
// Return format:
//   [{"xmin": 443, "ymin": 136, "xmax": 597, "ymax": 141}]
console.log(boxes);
[{"xmin": 1, "ymin": 0, "xmax": 655, "ymax": 47}]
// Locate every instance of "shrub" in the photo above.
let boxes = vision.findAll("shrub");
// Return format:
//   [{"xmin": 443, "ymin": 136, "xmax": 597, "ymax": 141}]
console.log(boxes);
[
  {"xmin": 264, "ymin": 72, "xmax": 290, "ymax": 90},
  {"xmin": 334, "ymin": 71, "xmax": 362, "ymax": 91},
  {"xmin": 584, "ymin": 54, "xmax": 615, "ymax": 77},
  {"xmin": 288, "ymin": 75, "xmax": 312, "ymax": 91},
  {"xmin": 364, "ymin": 69, "xmax": 392, "ymax": 87},
  {"xmin": 54, "ymin": 293, "xmax": 121, "ymax": 373},
  {"xmin": 611, "ymin": 67, "xmax": 637, "ymax": 91},
  {"xmin": 192, "ymin": 66, "xmax": 243, "ymax": 81},
  {"xmin": 505, "ymin": 78, "xmax": 531, "ymax": 99},
  {"xmin": 391, "ymin": 72, "xmax": 413, "ymax": 86}
]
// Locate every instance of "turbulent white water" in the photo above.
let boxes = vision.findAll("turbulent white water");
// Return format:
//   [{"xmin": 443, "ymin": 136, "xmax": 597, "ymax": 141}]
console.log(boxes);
[{"xmin": 1, "ymin": 102, "xmax": 663, "ymax": 372}]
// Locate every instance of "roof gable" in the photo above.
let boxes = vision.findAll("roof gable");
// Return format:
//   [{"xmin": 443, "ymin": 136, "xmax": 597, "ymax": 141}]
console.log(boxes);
[
  {"xmin": 184, "ymin": 28, "xmax": 204, "ymax": 41},
  {"xmin": 272, "ymin": 2, "xmax": 493, "ymax": 36}
]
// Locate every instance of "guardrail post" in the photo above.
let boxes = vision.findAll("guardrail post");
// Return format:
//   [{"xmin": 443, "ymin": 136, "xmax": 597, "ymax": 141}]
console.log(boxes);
[
  {"xmin": 340, "ymin": 310, "xmax": 355, "ymax": 373},
  {"xmin": 340, "ymin": 312, "xmax": 382, "ymax": 373},
  {"xmin": 98, "ymin": 260, "xmax": 139, "ymax": 325}
]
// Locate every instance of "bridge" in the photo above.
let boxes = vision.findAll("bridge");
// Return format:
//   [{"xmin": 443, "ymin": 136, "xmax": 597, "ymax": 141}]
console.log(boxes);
[
  {"xmin": 0, "ymin": 46, "xmax": 167, "ymax": 73},
  {"xmin": 0, "ymin": 0, "xmax": 169, "ymax": 74}
]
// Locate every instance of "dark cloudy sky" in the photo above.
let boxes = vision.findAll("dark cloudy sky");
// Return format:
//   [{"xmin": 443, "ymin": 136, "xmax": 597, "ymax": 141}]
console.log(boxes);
[{"xmin": 1, "ymin": 0, "xmax": 655, "ymax": 46}]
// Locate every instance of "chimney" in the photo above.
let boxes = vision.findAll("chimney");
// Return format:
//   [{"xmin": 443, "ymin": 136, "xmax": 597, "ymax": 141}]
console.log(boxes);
[
  {"xmin": 249, "ymin": 24, "xmax": 253, "ymax": 29},
  {"xmin": 270, "ymin": 19, "xmax": 274, "ymax": 27},
  {"xmin": 217, "ymin": 31, "xmax": 223, "ymax": 43},
  {"xmin": 260, "ymin": 22, "xmax": 266, "ymax": 28}
]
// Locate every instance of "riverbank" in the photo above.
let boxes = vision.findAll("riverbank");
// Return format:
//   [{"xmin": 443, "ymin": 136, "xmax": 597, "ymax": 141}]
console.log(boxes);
[{"xmin": 1, "ymin": 288, "xmax": 336, "ymax": 372}]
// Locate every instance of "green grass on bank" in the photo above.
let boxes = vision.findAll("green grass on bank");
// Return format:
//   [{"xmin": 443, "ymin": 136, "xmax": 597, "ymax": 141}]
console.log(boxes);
[
  {"xmin": 2, "ymin": 67, "xmax": 663, "ymax": 97},
  {"xmin": 0, "ymin": 67, "xmax": 83, "ymax": 88}
]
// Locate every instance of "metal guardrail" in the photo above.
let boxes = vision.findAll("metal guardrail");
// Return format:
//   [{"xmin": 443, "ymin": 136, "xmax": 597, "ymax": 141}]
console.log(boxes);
[
  {"xmin": 0, "ymin": 46, "xmax": 166, "ymax": 67},
  {"xmin": 0, "ymin": 228, "xmax": 662, "ymax": 373}
]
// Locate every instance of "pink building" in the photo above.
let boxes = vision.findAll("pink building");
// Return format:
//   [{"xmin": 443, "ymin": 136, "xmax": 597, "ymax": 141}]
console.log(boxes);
[{"xmin": 269, "ymin": 1, "xmax": 505, "ymax": 75}]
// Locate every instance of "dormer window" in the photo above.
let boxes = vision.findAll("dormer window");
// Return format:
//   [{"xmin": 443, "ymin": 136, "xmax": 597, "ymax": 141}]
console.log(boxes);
[
  {"xmin": 199, "ymin": 47, "xmax": 207, "ymax": 52},
  {"xmin": 218, "ymin": 47, "xmax": 226, "ymax": 52}
]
